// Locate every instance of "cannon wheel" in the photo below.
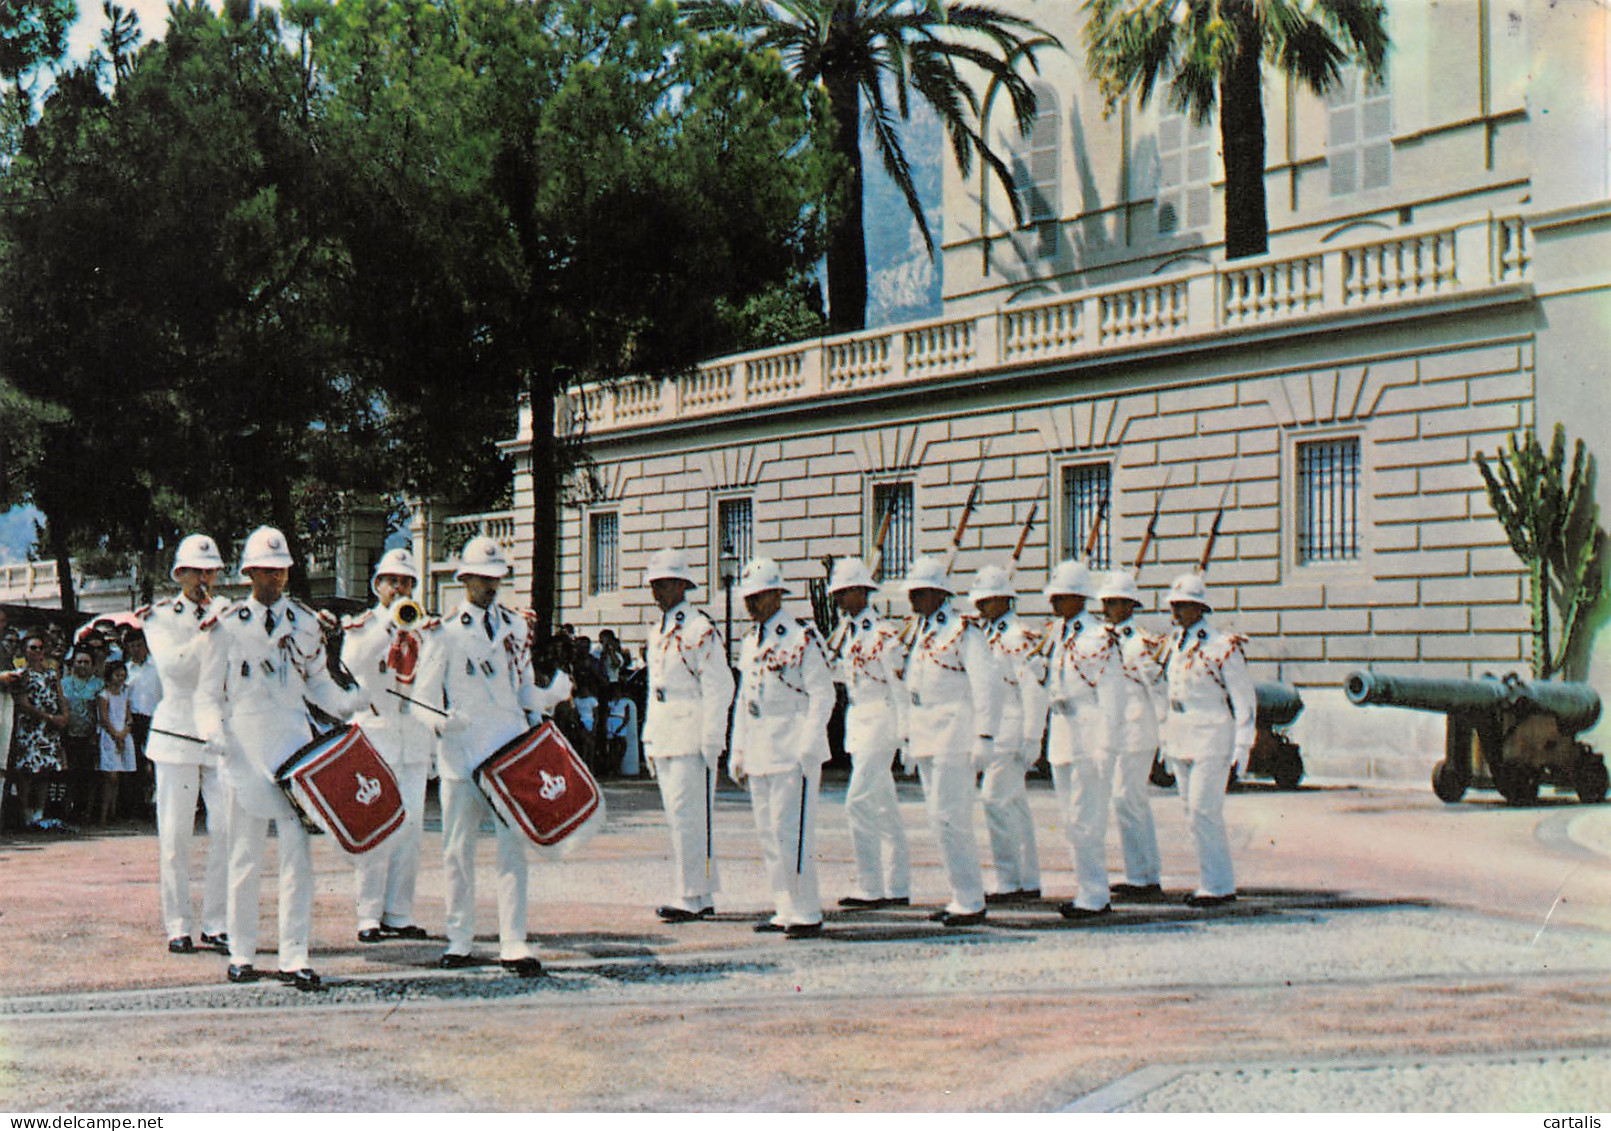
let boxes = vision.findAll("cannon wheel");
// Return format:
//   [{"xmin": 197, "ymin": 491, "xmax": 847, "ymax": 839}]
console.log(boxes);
[
  {"xmin": 1271, "ymin": 742, "xmax": 1304, "ymax": 790},
  {"xmin": 1493, "ymin": 762, "xmax": 1540, "ymax": 806},
  {"xmin": 1431, "ymin": 759, "xmax": 1468, "ymax": 803},
  {"xmin": 1573, "ymin": 751, "xmax": 1609, "ymax": 804}
]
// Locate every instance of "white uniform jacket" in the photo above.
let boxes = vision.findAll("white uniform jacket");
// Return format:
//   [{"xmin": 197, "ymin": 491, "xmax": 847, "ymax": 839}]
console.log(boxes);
[
  {"xmin": 413, "ymin": 600, "xmax": 555, "ymax": 781},
  {"xmin": 1159, "ymin": 622, "xmax": 1256, "ymax": 766},
  {"xmin": 1042, "ymin": 613, "xmax": 1100, "ymax": 766},
  {"xmin": 899, "ymin": 603, "xmax": 1001, "ymax": 757},
  {"xmin": 140, "ymin": 593, "xmax": 232, "ymax": 766},
  {"xmin": 643, "ymin": 600, "xmax": 734, "ymax": 765},
  {"xmin": 731, "ymin": 613, "xmax": 833, "ymax": 777},
  {"xmin": 828, "ymin": 610, "xmax": 906, "ymax": 759},
  {"xmin": 981, "ymin": 613, "xmax": 1048, "ymax": 762},
  {"xmin": 341, "ymin": 607, "xmax": 438, "ymax": 768},
  {"xmin": 194, "ymin": 596, "xmax": 360, "ymax": 817},
  {"xmin": 1095, "ymin": 617, "xmax": 1166, "ymax": 756}
]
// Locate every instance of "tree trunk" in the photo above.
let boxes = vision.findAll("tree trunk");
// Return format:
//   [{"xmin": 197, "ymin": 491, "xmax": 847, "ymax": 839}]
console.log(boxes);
[
  {"xmin": 824, "ymin": 65, "xmax": 867, "ymax": 333},
  {"xmin": 1219, "ymin": 13, "xmax": 1269, "ymax": 261},
  {"xmin": 46, "ymin": 515, "xmax": 77, "ymax": 617},
  {"xmin": 527, "ymin": 374, "xmax": 558, "ymax": 640},
  {"xmin": 269, "ymin": 467, "xmax": 311, "ymax": 601}
]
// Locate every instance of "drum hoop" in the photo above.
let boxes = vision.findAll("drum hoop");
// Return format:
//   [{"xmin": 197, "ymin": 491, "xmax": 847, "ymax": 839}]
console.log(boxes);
[{"xmin": 472, "ymin": 720, "xmax": 600, "ymax": 845}]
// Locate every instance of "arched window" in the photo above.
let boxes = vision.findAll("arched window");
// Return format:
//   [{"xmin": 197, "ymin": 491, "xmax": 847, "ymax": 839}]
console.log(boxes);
[{"xmin": 1013, "ymin": 82, "xmax": 1061, "ymax": 257}]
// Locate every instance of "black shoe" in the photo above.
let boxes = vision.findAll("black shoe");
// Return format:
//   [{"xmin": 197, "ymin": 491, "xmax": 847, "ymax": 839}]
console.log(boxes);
[
  {"xmin": 226, "ymin": 963, "xmax": 257, "ymax": 983},
  {"xmin": 167, "ymin": 935, "xmax": 194, "ymax": 955},
  {"xmin": 784, "ymin": 922, "xmax": 823, "ymax": 939},
  {"xmin": 199, "ymin": 932, "xmax": 230, "ymax": 952},
  {"xmin": 926, "ymin": 909, "xmax": 949, "ymax": 922},
  {"xmin": 438, "ymin": 952, "xmax": 477, "ymax": 969},
  {"xmin": 880, "ymin": 896, "xmax": 911, "ymax": 907},
  {"xmin": 983, "ymin": 891, "xmax": 1017, "ymax": 905},
  {"xmin": 1017, "ymin": 888, "xmax": 1042, "ymax": 901},
  {"xmin": 357, "ymin": 928, "xmax": 386, "ymax": 944},
  {"xmin": 1058, "ymin": 903, "xmax": 1113, "ymax": 920},
  {"xmin": 939, "ymin": 909, "xmax": 987, "ymax": 927},
  {"xmin": 837, "ymin": 896, "xmax": 883, "ymax": 910},
  {"xmin": 1112, "ymin": 883, "xmax": 1166, "ymax": 902},
  {"xmin": 278, "ymin": 968, "xmax": 323, "ymax": 992},
  {"xmin": 1185, "ymin": 893, "xmax": 1237, "ymax": 908},
  {"xmin": 656, "ymin": 905, "xmax": 715, "ymax": 923},
  {"xmin": 753, "ymin": 920, "xmax": 786, "ymax": 933},
  {"xmin": 501, "ymin": 957, "xmax": 545, "ymax": 978},
  {"xmin": 379, "ymin": 924, "xmax": 429, "ymax": 940}
]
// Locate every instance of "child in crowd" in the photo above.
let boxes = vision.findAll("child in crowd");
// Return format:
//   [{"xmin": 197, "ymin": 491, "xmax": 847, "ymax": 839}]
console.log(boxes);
[{"xmin": 96, "ymin": 661, "xmax": 135, "ymax": 826}]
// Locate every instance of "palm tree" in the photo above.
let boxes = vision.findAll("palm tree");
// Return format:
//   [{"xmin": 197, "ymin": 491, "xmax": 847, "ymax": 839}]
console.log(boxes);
[
  {"xmin": 1083, "ymin": 0, "xmax": 1387, "ymax": 260},
  {"xmin": 682, "ymin": 0, "xmax": 1057, "ymax": 333}
]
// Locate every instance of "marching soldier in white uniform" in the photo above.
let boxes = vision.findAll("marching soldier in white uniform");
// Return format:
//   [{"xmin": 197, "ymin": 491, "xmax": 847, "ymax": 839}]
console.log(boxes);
[
  {"xmin": 1158, "ymin": 572, "xmax": 1255, "ymax": 906},
  {"xmin": 900, "ymin": 556, "xmax": 1000, "ymax": 927},
  {"xmin": 826, "ymin": 557, "xmax": 910, "ymax": 910},
  {"xmin": 1041, "ymin": 559, "xmax": 1103, "ymax": 912},
  {"xmin": 342, "ymin": 547, "xmax": 435, "ymax": 944},
  {"xmin": 412, "ymin": 536, "xmax": 566, "ymax": 977},
  {"xmin": 1093, "ymin": 570, "xmax": 1166, "ymax": 905},
  {"xmin": 967, "ymin": 565, "xmax": 1045, "ymax": 904},
  {"xmin": 140, "ymin": 533, "xmax": 233, "ymax": 955},
  {"xmin": 728, "ymin": 558, "xmax": 834, "ymax": 938},
  {"xmin": 195, "ymin": 526, "xmax": 362, "ymax": 989},
  {"xmin": 642, "ymin": 548, "xmax": 734, "ymax": 923}
]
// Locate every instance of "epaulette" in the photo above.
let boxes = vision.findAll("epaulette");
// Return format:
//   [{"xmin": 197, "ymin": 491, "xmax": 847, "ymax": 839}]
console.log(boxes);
[
  {"xmin": 291, "ymin": 598, "xmax": 320, "ymax": 620},
  {"xmin": 134, "ymin": 604, "xmax": 152, "ymax": 622}
]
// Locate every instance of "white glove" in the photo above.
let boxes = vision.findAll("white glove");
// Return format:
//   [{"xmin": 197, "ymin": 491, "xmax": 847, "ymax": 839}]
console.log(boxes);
[
  {"xmin": 727, "ymin": 751, "xmax": 746, "ymax": 785},
  {"xmin": 438, "ymin": 709, "xmax": 471, "ymax": 738},
  {"xmin": 971, "ymin": 735, "xmax": 993, "ymax": 761}
]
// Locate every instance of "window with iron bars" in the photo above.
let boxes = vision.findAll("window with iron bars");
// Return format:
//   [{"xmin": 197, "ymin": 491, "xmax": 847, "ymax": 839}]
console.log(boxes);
[
  {"xmin": 588, "ymin": 511, "xmax": 618, "ymax": 595},
  {"xmin": 870, "ymin": 481, "xmax": 914, "ymax": 580},
  {"xmin": 716, "ymin": 496, "xmax": 753, "ymax": 583},
  {"xmin": 1062, "ymin": 463, "xmax": 1111, "ymax": 568},
  {"xmin": 1296, "ymin": 437, "xmax": 1362, "ymax": 564}
]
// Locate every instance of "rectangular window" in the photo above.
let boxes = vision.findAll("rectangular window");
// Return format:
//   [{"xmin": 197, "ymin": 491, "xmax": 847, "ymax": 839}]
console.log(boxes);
[
  {"xmin": 1014, "ymin": 83, "xmax": 1061, "ymax": 259},
  {"xmin": 716, "ymin": 496, "xmax": 753, "ymax": 584},
  {"xmin": 1061, "ymin": 463, "xmax": 1111, "ymax": 568},
  {"xmin": 870, "ymin": 481, "xmax": 915, "ymax": 580},
  {"xmin": 1296, "ymin": 437, "xmax": 1362, "ymax": 564},
  {"xmin": 588, "ymin": 511, "xmax": 618, "ymax": 595},
  {"xmin": 1327, "ymin": 68, "xmax": 1391, "ymax": 196},
  {"xmin": 1156, "ymin": 109, "xmax": 1214, "ymax": 235}
]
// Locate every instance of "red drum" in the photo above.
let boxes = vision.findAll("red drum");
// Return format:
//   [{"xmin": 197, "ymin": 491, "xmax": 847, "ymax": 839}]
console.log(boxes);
[
  {"xmin": 473, "ymin": 721, "xmax": 602, "ymax": 848},
  {"xmin": 275, "ymin": 724, "xmax": 405, "ymax": 854}
]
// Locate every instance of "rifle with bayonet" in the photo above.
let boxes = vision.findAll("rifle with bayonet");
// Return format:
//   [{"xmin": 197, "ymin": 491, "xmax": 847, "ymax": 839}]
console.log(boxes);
[{"xmin": 942, "ymin": 439, "xmax": 992, "ymax": 573}]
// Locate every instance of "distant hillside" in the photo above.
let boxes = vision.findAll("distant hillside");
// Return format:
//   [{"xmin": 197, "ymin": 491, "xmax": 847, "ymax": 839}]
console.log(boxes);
[
  {"xmin": 863, "ymin": 101, "xmax": 943, "ymax": 328},
  {"xmin": 0, "ymin": 505, "xmax": 40, "ymax": 565}
]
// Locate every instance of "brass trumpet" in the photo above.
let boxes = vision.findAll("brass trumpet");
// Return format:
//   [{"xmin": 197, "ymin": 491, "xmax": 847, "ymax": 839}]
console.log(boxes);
[{"xmin": 390, "ymin": 597, "xmax": 427, "ymax": 631}]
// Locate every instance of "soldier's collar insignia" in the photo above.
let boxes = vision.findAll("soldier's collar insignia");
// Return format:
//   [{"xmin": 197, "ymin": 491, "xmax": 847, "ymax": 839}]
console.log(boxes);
[
  {"xmin": 675, "ymin": 611, "xmax": 685, "ymax": 625},
  {"xmin": 461, "ymin": 612, "xmax": 473, "ymax": 626},
  {"xmin": 1121, "ymin": 626, "xmax": 1132, "ymax": 637},
  {"xmin": 1197, "ymin": 628, "xmax": 1208, "ymax": 640},
  {"xmin": 775, "ymin": 623, "xmax": 786, "ymax": 636},
  {"xmin": 935, "ymin": 611, "xmax": 946, "ymax": 626},
  {"xmin": 860, "ymin": 617, "xmax": 871, "ymax": 631},
  {"xmin": 238, "ymin": 607, "xmax": 251, "ymax": 622}
]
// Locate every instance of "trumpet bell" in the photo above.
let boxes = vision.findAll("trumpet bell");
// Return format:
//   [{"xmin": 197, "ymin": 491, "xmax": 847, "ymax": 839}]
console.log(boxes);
[{"xmin": 390, "ymin": 598, "xmax": 426, "ymax": 630}]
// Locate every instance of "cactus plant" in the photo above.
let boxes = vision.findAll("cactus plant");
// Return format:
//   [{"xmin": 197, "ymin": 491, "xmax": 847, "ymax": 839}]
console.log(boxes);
[{"xmin": 1476, "ymin": 424, "xmax": 1607, "ymax": 679}]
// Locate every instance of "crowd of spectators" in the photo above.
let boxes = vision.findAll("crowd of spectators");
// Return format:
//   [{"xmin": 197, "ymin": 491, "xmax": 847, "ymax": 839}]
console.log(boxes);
[{"xmin": 539, "ymin": 625, "xmax": 645, "ymax": 779}]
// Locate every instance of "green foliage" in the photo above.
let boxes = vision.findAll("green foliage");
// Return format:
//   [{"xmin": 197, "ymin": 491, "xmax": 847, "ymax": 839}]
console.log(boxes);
[
  {"xmin": 682, "ymin": 0, "xmax": 1057, "ymax": 332},
  {"xmin": 1476, "ymin": 424, "xmax": 1608, "ymax": 680},
  {"xmin": 1082, "ymin": 0, "xmax": 1387, "ymax": 258}
]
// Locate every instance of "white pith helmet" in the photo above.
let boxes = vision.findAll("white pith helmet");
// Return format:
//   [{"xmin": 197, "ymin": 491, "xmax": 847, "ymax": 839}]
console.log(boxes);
[
  {"xmin": 827, "ymin": 557, "xmax": 878, "ymax": 595},
  {"xmin": 455, "ymin": 536, "xmax": 510, "ymax": 580},
  {"xmin": 736, "ymin": 557, "xmax": 789, "ymax": 599},
  {"xmin": 902, "ymin": 555, "xmax": 955, "ymax": 595},
  {"xmin": 170, "ymin": 533, "xmax": 224, "ymax": 581},
  {"xmin": 967, "ymin": 564, "xmax": 1016, "ymax": 604},
  {"xmin": 371, "ymin": 547, "xmax": 421, "ymax": 596},
  {"xmin": 643, "ymin": 548, "xmax": 699, "ymax": 588},
  {"xmin": 1166, "ymin": 571, "xmax": 1212, "ymax": 611},
  {"xmin": 240, "ymin": 526, "xmax": 294, "ymax": 571},
  {"xmin": 1095, "ymin": 569, "xmax": 1144, "ymax": 605},
  {"xmin": 1044, "ymin": 559, "xmax": 1095, "ymax": 600}
]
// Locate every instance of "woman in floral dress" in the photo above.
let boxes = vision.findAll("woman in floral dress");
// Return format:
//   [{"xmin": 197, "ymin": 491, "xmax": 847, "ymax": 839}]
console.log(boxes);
[{"xmin": 11, "ymin": 634, "xmax": 67, "ymax": 829}]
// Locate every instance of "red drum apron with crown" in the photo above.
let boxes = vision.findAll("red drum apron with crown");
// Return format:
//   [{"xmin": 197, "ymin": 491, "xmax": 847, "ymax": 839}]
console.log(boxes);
[
  {"xmin": 473, "ymin": 721, "xmax": 602, "ymax": 847},
  {"xmin": 275, "ymin": 724, "xmax": 405, "ymax": 853}
]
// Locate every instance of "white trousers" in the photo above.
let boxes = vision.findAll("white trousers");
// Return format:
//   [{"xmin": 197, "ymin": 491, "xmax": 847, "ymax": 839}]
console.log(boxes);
[
  {"xmin": 844, "ymin": 748, "xmax": 909, "ymax": 901},
  {"xmin": 915, "ymin": 754, "xmax": 984, "ymax": 915},
  {"xmin": 652, "ymin": 755, "xmax": 718, "ymax": 910},
  {"xmin": 353, "ymin": 761, "xmax": 430, "ymax": 931},
  {"xmin": 1110, "ymin": 746, "xmax": 1162, "ymax": 886},
  {"xmin": 1063, "ymin": 749, "xmax": 1119, "ymax": 910},
  {"xmin": 440, "ymin": 774, "xmax": 532, "ymax": 960},
  {"xmin": 155, "ymin": 761, "xmax": 231, "ymax": 940},
  {"xmin": 227, "ymin": 798, "xmax": 312, "ymax": 971},
  {"xmin": 746, "ymin": 765, "xmax": 822, "ymax": 926},
  {"xmin": 977, "ymin": 753, "xmax": 1039, "ymax": 893},
  {"xmin": 1172, "ymin": 753, "xmax": 1236, "ymax": 897}
]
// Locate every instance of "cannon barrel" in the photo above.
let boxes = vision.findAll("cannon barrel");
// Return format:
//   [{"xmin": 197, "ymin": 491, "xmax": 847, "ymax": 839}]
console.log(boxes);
[
  {"xmin": 1254, "ymin": 682, "xmax": 1304, "ymax": 728},
  {"xmin": 1504, "ymin": 679, "xmax": 1601, "ymax": 735},
  {"xmin": 1344, "ymin": 671, "xmax": 1509, "ymax": 714}
]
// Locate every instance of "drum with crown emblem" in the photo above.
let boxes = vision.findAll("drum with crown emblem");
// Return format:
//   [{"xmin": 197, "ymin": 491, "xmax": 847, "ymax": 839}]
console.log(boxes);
[
  {"xmin": 473, "ymin": 721, "xmax": 602, "ymax": 848},
  {"xmin": 275, "ymin": 724, "xmax": 405, "ymax": 853}
]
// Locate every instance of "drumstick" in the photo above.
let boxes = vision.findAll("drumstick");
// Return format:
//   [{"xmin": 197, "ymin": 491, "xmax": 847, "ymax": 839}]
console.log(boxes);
[
  {"xmin": 150, "ymin": 726, "xmax": 207, "ymax": 745},
  {"xmin": 385, "ymin": 688, "xmax": 450, "ymax": 717}
]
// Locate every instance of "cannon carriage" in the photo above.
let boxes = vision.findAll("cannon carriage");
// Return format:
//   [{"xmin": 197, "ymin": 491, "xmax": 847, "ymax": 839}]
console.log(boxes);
[{"xmin": 1344, "ymin": 671, "xmax": 1608, "ymax": 805}]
